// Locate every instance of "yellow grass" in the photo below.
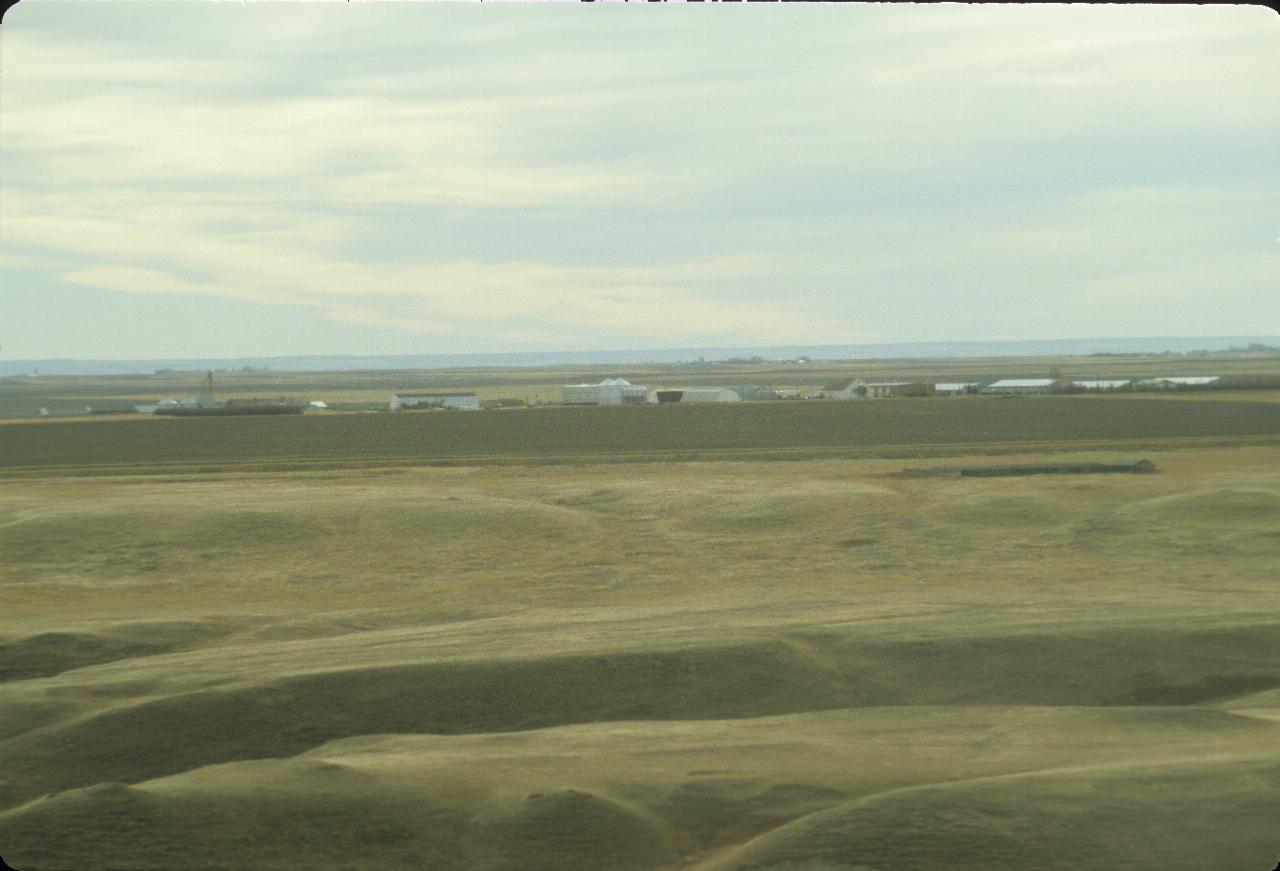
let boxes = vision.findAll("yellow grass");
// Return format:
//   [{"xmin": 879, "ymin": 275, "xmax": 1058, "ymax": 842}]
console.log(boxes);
[{"xmin": 2, "ymin": 443, "xmax": 1279, "ymax": 869}]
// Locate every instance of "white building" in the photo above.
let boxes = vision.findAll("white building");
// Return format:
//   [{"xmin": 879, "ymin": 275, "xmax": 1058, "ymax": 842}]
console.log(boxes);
[
  {"xmin": 561, "ymin": 378, "xmax": 648, "ymax": 405},
  {"xmin": 1072, "ymin": 380, "xmax": 1131, "ymax": 391},
  {"xmin": 647, "ymin": 387, "xmax": 741, "ymax": 403},
  {"xmin": 391, "ymin": 393, "xmax": 480, "ymax": 411},
  {"xmin": 135, "ymin": 398, "xmax": 182, "ymax": 414},
  {"xmin": 934, "ymin": 382, "xmax": 979, "ymax": 396},
  {"xmin": 561, "ymin": 384, "xmax": 600, "ymax": 405},
  {"xmin": 1134, "ymin": 376, "xmax": 1220, "ymax": 390},
  {"xmin": 818, "ymin": 378, "xmax": 868, "ymax": 399},
  {"xmin": 598, "ymin": 377, "xmax": 648, "ymax": 405},
  {"xmin": 981, "ymin": 379, "xmax": 1063, "ymax": 395}
]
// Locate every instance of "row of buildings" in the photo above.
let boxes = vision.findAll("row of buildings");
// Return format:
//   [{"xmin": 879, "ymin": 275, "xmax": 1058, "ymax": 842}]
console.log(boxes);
[
  {"xmin": 388, "ymin": 375, "xmax": 1225, "ymax": 412},
  {"xmin": 820, "ymin": 376, "xmax": 1221, "ymax": 398},
  {"xmin": 552, "ymin": 375, "xmax": 1226, "ymax": 407},
  {"xmin": 970, "ymin": 376, "xmax": 1218, "ymax": 395},
  {"xmin": 559, "ymin": 379, "xmax": 757, "ymax": 405},
  {"xmin": 392, "ymin": 382, "xmax": 754, "ymax": 409}
]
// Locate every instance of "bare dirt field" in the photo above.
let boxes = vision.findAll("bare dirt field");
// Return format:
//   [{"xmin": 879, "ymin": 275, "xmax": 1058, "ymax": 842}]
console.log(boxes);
[{"xmin": 1, "ymin": 393, "xmax": 1279, "ymax": 869}]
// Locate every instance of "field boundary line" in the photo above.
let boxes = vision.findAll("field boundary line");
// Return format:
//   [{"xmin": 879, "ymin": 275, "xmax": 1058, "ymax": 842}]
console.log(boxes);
[{"xmin": 2, "ymin": 434, "xmax": 1278, "ymax": 479}]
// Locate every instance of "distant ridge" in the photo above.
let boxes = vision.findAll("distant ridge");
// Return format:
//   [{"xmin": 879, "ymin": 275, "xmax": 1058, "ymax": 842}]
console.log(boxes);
[{"xmin": 2, "ymin": 336, "xmax": 1277, "ymax": 377}]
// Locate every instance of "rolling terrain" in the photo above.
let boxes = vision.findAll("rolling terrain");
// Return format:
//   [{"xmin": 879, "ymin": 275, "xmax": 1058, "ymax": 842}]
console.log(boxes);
[{"xmin": 1, "ymin": 394, "xmax": 1278, "ymax": 868}]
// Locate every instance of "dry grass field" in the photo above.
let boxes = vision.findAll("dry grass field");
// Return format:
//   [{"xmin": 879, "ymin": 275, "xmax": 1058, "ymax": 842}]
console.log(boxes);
[{"xmin": 2, "ymin": 384, "xmax": 1279, "ymax": 869}]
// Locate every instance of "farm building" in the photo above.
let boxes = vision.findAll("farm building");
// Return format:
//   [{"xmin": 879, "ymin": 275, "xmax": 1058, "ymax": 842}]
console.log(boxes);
[
  {"xmin": 981, "ymin": 379, "xmax": 1063, "ymax": 395},
  {"xmin": 561, "ymin": 384, "xmax": 600, "ymax": 405},
  {"xmin": 865, "ymin": 381, "xmax": 936, "ymax": 398},
  {"xmin": 390, "ymin": 393, "xmax": 480, "ymax": 411},
  {"xmin": 135, "ymin": 397, "xmax": 190, "ymax": 414},
  {"xmin": 1072, "ymin": 380, "xmax": 1131, "ymax": 391},
  {"xmin": 648, "ymin": 387, "xmax": 741, "ymax": 404},
  {"xmin": 135, "ymin": 398, "xmax": 177, "ymax": 414},
  {"xmin": 818, "ymin": 378, "xmax": 868, "ymax": 399},
  {"xmin": 560, "ymin": 378, "xmax": 648, "ymax": 405},
  {"xmin": 134, "ymin": 372, "xmax": 220, "ymax": 414},
  {"xmin": 1135, "ymin": 376, "xmax": 1220, "ymax": 390},
  {"xmin": 934, "ymin": 382, "xmax": 979, "ymax": 396}
]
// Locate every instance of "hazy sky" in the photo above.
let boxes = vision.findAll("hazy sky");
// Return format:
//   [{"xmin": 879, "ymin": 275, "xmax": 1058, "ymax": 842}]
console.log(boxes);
[{"xmin": 3, "ymin": 2, "xmax": 1277, "ymax": 359}]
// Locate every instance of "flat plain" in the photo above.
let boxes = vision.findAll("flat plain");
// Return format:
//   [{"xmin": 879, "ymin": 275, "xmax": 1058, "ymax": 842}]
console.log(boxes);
[{"xmin": 2, "ymin": 369, "xmax": 1279, "ymax": 870}]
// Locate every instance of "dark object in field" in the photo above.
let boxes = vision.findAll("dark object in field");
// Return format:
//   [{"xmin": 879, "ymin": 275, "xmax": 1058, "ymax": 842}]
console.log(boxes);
[{"xmin": 903, "ymin": 458, "xmax": 1157, "ymax": 478}]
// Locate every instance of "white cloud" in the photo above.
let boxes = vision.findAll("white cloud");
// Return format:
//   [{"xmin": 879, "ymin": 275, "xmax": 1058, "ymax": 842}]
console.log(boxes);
[{"xmin": 2, "ymin": 2, "xmax": 1277, "ymax": 356}]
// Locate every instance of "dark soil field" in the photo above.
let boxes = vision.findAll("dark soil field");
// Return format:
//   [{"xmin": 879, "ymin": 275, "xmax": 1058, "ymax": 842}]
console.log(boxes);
[{"xmin": 3, "ymin": 395, "xmax": 1279, "ymax": 472}]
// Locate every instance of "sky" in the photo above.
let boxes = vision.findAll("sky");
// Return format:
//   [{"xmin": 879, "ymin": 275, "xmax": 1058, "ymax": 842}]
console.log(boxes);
[{"xmin": 2, "ymin": 1, "xmax": 1278, "ymax": 360}]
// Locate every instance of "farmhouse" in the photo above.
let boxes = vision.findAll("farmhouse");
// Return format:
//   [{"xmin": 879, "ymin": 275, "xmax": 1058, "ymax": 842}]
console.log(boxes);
[
  {"xmin": 818, "ymin": 378, "xmax": 868, "ymax": 399},
  {"xmin": 561, "ymin": 378, "xmax": 648, "ymax": 406},
  {"xmin": 981, "ymin": 379, "xmax": 1063, "ymax": 395},
  {"xmin": 390, "ymin": 393, "xmax": 480, "ymax": 411}
]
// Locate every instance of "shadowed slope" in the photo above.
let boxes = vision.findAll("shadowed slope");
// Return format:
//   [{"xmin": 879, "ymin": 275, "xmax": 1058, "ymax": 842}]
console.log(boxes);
[
  {"xmin": 4, "ymin": 622, "xmax": 1280, "ymax": 810},
  {"xmin": 2, "ymin": 706, "xmax": 1275, "ymax": 871},
  {"xmin": 694, "ymin": 758, "xmax": 1280, "ymax": 871}
]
